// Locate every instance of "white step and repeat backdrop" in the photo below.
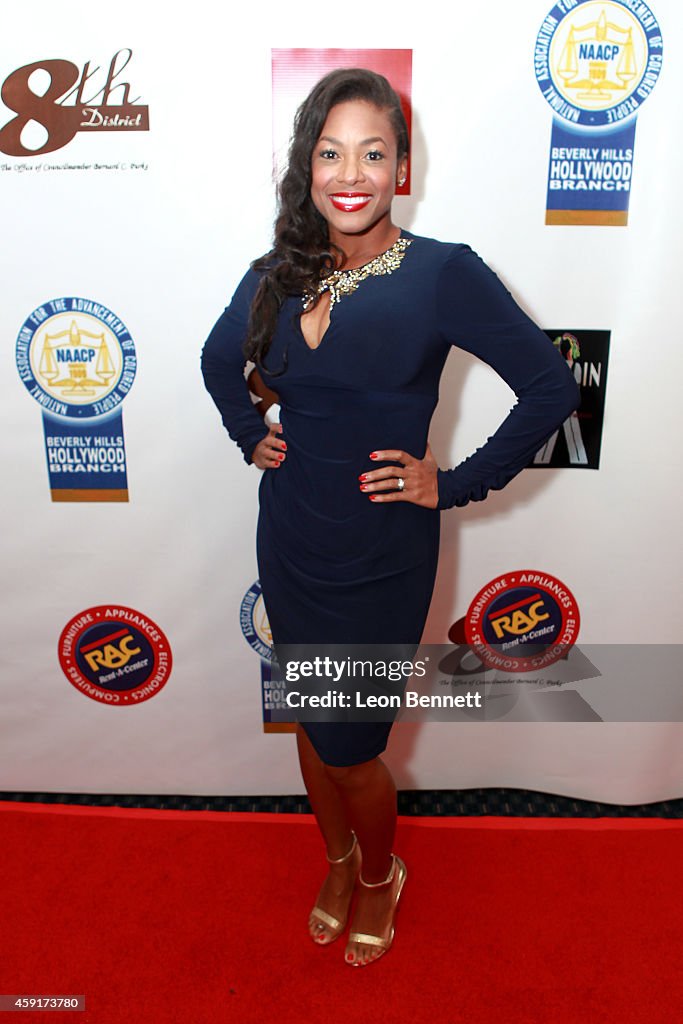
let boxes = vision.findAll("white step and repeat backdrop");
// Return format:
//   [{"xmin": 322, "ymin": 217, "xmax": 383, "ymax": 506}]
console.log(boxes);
[{"xmin": 1, "ymin": 0, "xmax": 681, "ymax": 800}]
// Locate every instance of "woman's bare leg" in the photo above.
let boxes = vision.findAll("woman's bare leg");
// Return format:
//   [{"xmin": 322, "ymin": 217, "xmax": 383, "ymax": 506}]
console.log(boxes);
[
  {"xmin": 296, "ymin": 724, "xmax": 361, "ymax": 942},
  {"xmin": 296, "ymin": 723, "xmax": 355, "ymax": 854},
  {"xmin": 296, "ymin": 725, "xmax": 405, "ymax": 962},
  {"xmin": 323, "ymin": 756, "xmax": 403, "ymax": 965},
  {"xmin": 324, "ymin": 756, "xmax": 396, "ymax": 879}
]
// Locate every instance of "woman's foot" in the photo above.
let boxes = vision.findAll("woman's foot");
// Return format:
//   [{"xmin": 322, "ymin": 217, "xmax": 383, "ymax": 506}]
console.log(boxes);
[
  {"xmin": 345, "ymin": 854, "xmax": 407, "ymax": 966},
  {"xmin": 308, "ymin": 832, "xmax": 362, "ymax": 944}
]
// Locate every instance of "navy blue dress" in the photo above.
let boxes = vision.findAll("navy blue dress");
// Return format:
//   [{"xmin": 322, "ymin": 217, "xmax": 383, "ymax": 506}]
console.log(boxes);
[{"xmin": 201, "ymin": 232, "xmax": 580, "ymax": 765}]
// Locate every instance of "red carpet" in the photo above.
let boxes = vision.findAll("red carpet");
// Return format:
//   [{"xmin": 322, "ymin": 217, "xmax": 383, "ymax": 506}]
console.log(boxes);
[{"xmin": 2, "ymin": 801, "xmax": 682, "ymax": 1023}]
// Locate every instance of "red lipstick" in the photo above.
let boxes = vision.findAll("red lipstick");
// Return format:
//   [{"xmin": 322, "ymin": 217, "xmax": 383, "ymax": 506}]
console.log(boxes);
[{"xmin": 329, "ymin": 192, "xmax": 372, "ymax": 212}]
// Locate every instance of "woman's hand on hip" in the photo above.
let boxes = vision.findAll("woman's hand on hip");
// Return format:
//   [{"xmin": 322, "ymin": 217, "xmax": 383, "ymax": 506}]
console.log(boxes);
[
  {"xmin": 251, "ymin": 423, "xmax": 287, "ymax": 470},
  {"xmin": 359, "ymin": 443, "xmax": 439, "ymax": 509}
]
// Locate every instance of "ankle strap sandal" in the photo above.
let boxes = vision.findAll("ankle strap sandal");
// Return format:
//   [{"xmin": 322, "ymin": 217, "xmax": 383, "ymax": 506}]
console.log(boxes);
[
  {"xmin": 347, "ymin": 854, "xmax": 407, "ymax": 966},
  {"xmin": 326, "ymin": 831, "xmax": 358, "ymax": 864},
  {"xmin": 309, "ymin": 832, "xmax": 362, "ymax": 944}
]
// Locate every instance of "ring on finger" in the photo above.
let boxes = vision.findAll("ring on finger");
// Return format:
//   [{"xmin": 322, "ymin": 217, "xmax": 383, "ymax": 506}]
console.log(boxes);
[{"xmin": 397, "ymin": 477, "xmax": 405, "ymax": 491}]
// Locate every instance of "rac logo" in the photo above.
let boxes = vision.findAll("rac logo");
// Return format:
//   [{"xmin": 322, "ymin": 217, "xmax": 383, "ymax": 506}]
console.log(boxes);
[
  {"xmin": 80, "ymin": 628, "xmax": 141, "ymax": 671},
  {"xmin": 488, "ymin": 593, "xmax": 550, "ymax": 639}
]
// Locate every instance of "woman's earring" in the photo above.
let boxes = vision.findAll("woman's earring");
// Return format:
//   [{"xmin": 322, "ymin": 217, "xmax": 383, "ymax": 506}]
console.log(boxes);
[{"xmin": 397, "ymin": 176, "xmax": 406, "ymax": 187}]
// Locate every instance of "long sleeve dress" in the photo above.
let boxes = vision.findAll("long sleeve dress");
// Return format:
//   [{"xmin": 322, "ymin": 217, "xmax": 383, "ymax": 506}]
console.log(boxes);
[{"xmin": 201, "ymin": 231, "xmax": 580, "ymax": 766}]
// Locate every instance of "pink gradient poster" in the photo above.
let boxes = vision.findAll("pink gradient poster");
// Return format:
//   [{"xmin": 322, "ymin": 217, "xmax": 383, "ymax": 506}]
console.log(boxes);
[{"xmin": 271, "ymin": 49, "xmax": 412, "ymax": 193}]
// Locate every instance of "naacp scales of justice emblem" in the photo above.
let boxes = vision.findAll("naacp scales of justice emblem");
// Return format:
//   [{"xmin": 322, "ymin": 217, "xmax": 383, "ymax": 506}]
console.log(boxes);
[
  {"xmin": 36, "ymin": 318, "xmax": 119, "ymax": 410},
  {"xmin": 16, "ymin": 299, "xmax": 136, "ymax": 420},
  {"xmin": 548, "ymin": 3, "xmax": 650, "ymax": 122},
  {"xmin": 240, "ymin": 581, "xmax": 273, "ymax": 664}
]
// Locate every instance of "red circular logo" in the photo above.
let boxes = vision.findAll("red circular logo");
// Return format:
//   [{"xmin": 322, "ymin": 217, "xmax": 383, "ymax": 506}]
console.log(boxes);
[
  {"xmin": 58, "ymin": 605, "xmax": 172, "ymax": 704},
  {"xmin": 465, "ymin": 570, "xmax": 580, "ymax": 672}
]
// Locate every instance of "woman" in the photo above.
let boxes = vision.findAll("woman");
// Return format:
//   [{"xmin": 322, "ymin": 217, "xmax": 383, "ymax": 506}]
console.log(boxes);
[{"xmin": 201, "ymin": 68, "xmax": 580, "ymax": 967}]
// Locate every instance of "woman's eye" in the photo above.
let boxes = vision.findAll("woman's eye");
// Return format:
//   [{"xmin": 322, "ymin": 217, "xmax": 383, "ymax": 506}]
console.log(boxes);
[
  {"xmin": 319, "ymin": 148, "xmax": 337, "ymax": 159},
  {"xmin": 366, "ymin": 150, "xmax": 385, "ymax": 161}
]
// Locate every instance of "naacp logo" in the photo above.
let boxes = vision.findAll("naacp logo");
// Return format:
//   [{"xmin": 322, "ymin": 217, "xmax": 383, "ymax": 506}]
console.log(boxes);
[
  {"xmin": 16, "ymin": 298, "xmax": 136, "ymax": 419},
  {"xmin": 240, "ymin": 582, "xmax": 291, "ymax": 721},
  {"xmin": 240, "ymin": 581, "xmax": 272, "ymax": 661},
  {"xmin": 59, "ymin": 605, "xmax": 173, "ymax": 705},
  {"xmin": 535, "ymin": 0, "xmax": 663, "ymax": 127},
  {"xmin": 465, "ymin": 571, "xmax": 580, "ymax": 672}
]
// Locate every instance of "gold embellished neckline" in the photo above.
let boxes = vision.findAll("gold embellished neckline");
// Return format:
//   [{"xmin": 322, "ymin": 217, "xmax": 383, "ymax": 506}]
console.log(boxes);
[{"xmin": 302, "ymin": 236, "xmax": 412, "ymax": 311}]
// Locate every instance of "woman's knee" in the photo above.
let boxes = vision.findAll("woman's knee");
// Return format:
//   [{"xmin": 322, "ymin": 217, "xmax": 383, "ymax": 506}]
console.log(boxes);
[{"xmin": 323, "ymin": 757, "xmax": 376, "ymax": 787}]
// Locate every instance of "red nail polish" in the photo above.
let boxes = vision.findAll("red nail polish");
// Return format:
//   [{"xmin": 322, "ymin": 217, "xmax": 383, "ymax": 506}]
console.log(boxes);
[
  {"xmin": 369, "ymin": 495, "xmax": 378, "ymax": 501},
  {"xmin": 369, "ymin": 453, "xmax": 379, "ymax": 460},
  {"xmin": 360, "ymin": 485, "xmax": 368, "ymax": 491},
  {"xmin": 281, "ymin": 443, "xmax": 287, "ymax": 451},
  {"xmin": 277, "ymin": 454, "xmax": 285, "ymax": 461},
  {"xmin": 358, "ymin": 474, "xmax": 367, "ymax": 481}
]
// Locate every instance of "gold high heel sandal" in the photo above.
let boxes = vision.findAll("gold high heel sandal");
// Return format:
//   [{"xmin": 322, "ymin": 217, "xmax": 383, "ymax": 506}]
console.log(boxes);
[
  {"xmin": 346, "ymin": 854, "xmax": 407, "ymax": 966},
  {"xmin": 309, "ymin": 831, "xmax": 361, "ymax": 945}
]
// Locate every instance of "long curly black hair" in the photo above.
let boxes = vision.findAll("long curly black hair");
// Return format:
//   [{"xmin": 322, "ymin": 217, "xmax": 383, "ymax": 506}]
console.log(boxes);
[{"xmin": 243, "ymin": 68, "xmax": 409, "ymax": 373}]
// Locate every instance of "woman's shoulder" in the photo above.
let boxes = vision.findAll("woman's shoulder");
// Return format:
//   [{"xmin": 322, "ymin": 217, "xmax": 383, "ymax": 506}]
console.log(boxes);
[
  {"xmin": 401, "ymin": 233, "xmax": 514, "ymax": 310},
  {"xmin": 401, "ymin": 230, "xmax": 474, "ymax": 267}
]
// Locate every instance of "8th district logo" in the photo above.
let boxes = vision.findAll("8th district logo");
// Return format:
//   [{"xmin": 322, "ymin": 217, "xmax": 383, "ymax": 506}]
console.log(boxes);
[{"xmin": 59, "ymin": 606, "xmax": 172, "ymax": 705}]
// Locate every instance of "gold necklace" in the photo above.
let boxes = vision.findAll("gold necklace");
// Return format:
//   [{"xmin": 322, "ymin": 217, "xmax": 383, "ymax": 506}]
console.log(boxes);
[{"xmin": 302, "ymin": 236, "xmax": 412, "ymax": 311}]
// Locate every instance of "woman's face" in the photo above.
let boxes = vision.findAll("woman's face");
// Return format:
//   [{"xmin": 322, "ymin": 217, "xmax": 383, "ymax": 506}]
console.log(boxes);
[{"xmin": 310, "ymin": 100, "xmax": 407, "ymax": 243}]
